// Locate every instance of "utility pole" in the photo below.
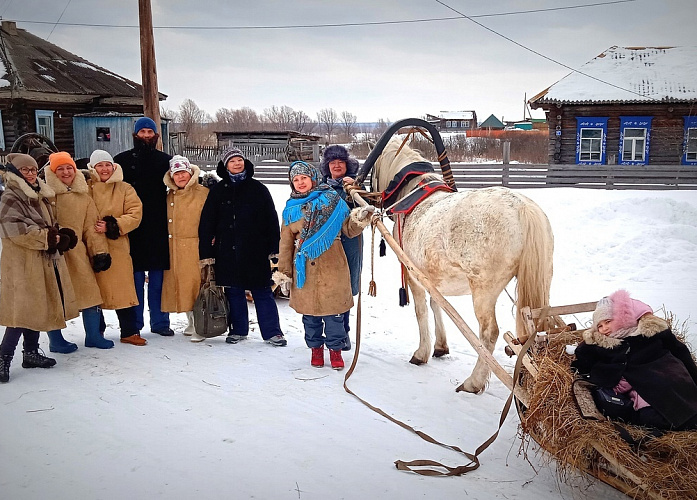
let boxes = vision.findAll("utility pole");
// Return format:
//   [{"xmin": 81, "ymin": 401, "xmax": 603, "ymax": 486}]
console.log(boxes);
[{"xmin": 138, "ymin": 0, "xmax": 163, "ymax": 150}]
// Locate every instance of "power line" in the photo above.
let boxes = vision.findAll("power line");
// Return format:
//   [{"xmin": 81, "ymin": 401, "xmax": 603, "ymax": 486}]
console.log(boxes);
[
  {"xmin": 46, "ymin": 0, "xmax": 72, "ymax": 40},
  {"xmin": 434, "ymin": 0, "xmax": 654, "ymax": 101},
  {"xmin": 10, "ymin": 0, "xmax": 635, "ymax": 30}
]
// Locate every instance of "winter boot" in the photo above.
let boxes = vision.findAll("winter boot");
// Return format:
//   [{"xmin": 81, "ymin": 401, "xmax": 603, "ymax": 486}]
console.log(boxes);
[
  {"xmin": 0, "ymin": 354, "xmax": 12, "ymax": 383},
  {"xmin": 329, "ymin": 349, "xmax": 344, "ymax": 370},
  {"xmin": 22, "ymin": 350, "xmax": 57, "ymax": 369},
  {"xmin": 47, "ymin": 330, "xmax": 78, "ymax": 354},
  {"xmin": 311, "ymin": 347, "xmax": 324, "ymax": 368},
  {"xmin": 83, "ymin": 306, "xmax": 114, "ymax": 348}
]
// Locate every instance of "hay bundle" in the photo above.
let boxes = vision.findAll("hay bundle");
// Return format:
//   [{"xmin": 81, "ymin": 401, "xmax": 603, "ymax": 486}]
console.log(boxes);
[{"xmin": 519, "ymin": 329, "xmax": 697, "ymax": 500}]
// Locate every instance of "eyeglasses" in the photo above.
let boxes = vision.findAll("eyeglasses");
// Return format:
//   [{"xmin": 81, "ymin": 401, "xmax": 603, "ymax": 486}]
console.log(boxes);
[{"xmin": 19, "ymin": 167, "xmax": 39, "ymax": 175}]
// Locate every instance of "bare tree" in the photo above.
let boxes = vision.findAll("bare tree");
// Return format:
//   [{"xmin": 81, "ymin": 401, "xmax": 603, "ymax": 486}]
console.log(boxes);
[
  {"xmin": 160, "ymin": 106, "xmax": 178, "ymax": 121},
  {"xmin": 292, "ymin": 110, "xmax": 313, "ymax": 134},
  {"xmin": 316, "ymin": 108, "xmax": 338, "ymax": 143},
  {"xmin": 178, "ymin": 99, "xmax": 212, "ymax": 145},
  {"xmin": 339, "ymin": 111, "xmax": 358, "ymax": 141},
  {"xmin": 264, "ymin": 105, "xmax": 297, "ymax": 131},
  {"xmin": 215, "ymin": 107, "xmax": 262, "ymax": 131},
  {"xmin": 373, "ymin": 118, "xmax": 391, "ymax": 139}
]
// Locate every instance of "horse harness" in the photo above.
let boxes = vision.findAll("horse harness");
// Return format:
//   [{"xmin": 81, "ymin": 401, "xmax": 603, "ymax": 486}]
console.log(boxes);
[{"xmin": 381, "ymin": 161, "xmax": 455, "ymax": 216}]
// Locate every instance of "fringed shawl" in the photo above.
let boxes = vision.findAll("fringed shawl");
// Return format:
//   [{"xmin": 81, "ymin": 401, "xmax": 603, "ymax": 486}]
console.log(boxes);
[{"xmin": 282, "ymin": 185, "xmax": 349, "ymax": 288}]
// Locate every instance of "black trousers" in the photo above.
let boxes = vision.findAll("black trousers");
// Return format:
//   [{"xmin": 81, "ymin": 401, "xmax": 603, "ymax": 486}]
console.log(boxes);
[{"xmin": 0, "ymin": 327, "xmax": 40, "ymax": 356}]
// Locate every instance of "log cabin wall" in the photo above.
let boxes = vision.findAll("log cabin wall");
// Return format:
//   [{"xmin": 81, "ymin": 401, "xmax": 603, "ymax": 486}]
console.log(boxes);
[{"xmin": 543, "ymin": 103, "xmax": 692, "ymax": 165}]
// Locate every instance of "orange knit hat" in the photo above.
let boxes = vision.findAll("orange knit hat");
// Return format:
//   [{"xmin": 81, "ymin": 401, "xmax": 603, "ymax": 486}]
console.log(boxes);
[{"xmin": 49, "ymin": 151, "xmax": 77, "ymax": 172}]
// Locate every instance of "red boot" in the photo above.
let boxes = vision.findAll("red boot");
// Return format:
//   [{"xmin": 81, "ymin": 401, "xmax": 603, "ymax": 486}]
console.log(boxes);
[
  {"xmin": 329, "ymin": 349, "xmax": 344, "ymax": 370},
  {"xmin": 311, "ymin": 347, "xmax": 324, "ymax": 367}
]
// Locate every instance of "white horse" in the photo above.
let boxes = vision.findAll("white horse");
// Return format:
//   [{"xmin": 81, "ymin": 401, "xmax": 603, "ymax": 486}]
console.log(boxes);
[{"xmin": 372, "ymin": 138, "xmax": 554, "ymax": 393}]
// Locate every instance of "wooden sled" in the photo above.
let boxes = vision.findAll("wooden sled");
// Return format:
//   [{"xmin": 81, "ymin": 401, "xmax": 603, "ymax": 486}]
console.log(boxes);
[{"xmin": 504, "ymin": 303, "xmax": 697, "ymax": 500}]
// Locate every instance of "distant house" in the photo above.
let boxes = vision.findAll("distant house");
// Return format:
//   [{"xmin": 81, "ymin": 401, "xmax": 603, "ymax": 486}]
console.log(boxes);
[
  {"xmin": 479, "ymin": 114, "xmax": 505, "ymax": 130},
  {"xmin": 425, "ymin": 111, "xmax": 478, "ymax": 132},
  {"xmin": 529, "ymin": 46, "xmax": 697, "ymax": 165},
  {"xmin": 0, "ymin": 20, "xmax": 165, "ymax": 158}
]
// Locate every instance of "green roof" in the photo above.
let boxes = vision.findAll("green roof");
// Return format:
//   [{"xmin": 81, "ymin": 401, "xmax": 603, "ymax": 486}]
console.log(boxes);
[{"xmin": 479, "ymin": 114, "xmax": 505, "ymax": 129}]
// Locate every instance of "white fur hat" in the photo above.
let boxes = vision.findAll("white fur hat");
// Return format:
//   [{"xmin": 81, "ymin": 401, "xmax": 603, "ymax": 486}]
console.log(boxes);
[{"xmin": 89, "ymin": 149, "xmax": 114, "ymax": 167}]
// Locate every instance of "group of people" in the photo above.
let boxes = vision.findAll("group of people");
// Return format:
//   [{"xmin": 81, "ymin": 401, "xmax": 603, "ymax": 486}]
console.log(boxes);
[{"xmin": 0, "ymin": 116, "xmax": 373, "ymax": 383}]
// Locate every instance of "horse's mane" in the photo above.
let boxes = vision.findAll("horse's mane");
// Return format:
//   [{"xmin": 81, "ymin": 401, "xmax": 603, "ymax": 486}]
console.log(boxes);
[{"xmin": 374, "ymin": 138, "xmax": 432, "ymax": 193}]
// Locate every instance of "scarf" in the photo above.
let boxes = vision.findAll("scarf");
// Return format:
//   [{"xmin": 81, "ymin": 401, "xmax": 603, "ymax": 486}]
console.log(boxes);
[
  {"xmin": 228, "ymin": 170, "xmax": 247, "ymax": 184},
  {"xmin": 282, "ymin": 184, "xmax": 349, "ymax": 288}
]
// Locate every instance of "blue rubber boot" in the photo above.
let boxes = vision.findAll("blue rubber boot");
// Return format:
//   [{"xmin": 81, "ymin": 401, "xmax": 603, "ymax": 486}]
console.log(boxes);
[
  {"xmin": 47, "ymin": 330, "xmax": 78, "ymax": 354},
  {"xmin": 83, "ymin": 307, "xmax": 114, "ymax": 349}
]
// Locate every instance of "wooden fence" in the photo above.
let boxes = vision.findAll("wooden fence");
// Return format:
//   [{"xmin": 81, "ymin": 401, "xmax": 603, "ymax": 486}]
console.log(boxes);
[{"xmin": 240, "ymin": 162, "xmax": 697, "ymax": 190}]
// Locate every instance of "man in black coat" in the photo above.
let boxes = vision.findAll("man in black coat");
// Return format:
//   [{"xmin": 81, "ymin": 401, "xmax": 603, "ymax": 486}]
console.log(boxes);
[
  {"xmin": 198, "ymin": 147, "xmax": 286, "ymax": 346},
  {"xmin": 114, "ymin": 117, "xmax": 173, "ymax": 337}
]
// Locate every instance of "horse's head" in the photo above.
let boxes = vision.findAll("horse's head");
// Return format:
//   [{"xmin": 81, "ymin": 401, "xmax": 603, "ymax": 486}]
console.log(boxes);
[{"xmin": 372, "ymin": 137, "xmax": 429, "ymax": 193}]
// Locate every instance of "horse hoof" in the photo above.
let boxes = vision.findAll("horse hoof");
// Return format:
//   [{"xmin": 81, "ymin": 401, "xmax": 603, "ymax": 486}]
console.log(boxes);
[
  {"xmin": 432, "ymin": 348, "xmax": 449, "ymax": 358},
  {"xmin": 409, "ymin": 356, "xmax": 426, "ymax": 365},
  {"xmin": 456, "ymin": 379, "xmax": 484, "ymax": 394}
]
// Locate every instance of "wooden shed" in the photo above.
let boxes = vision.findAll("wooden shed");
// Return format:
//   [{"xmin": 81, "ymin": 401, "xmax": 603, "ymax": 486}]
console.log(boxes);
[
  {"xmin": 0, "ymin": 20, "xmax": 165, "ymax": 157},
  {"xmin": 529, "ymin": 46, "xmax": 697, "ymax": 165},
  {"xmin": 73, "ymin": 112, "xmax": 170, "ymax": 160},
  {"xmin": 214, "ymin": 131, "xmax": 321, "ymax": 162}
]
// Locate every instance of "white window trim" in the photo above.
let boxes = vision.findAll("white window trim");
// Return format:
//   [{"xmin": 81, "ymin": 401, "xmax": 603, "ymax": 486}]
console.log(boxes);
[
  {"xmin": 687, "ymin": 127, "xmax": 697, "ymax": 161},
  {"xmin": 622, "ymin": 127, "xmax": 647, "ymax": 162},
  {"xmin": 35, "ymin": 110, "xmax": 55, "ymax": 141},
  {"xmin": 0, "ymin": 109, "xmax": 5, "ymax": 150},
  {"xmin": 579, "ymin": 128, "xmax": 603, "ymax": 161}
]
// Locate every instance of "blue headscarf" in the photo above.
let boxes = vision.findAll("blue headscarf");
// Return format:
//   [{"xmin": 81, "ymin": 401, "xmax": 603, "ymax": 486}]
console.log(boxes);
[{"xmin": 282, "ymin": 161, "xmax": 350, "ymax": 288}]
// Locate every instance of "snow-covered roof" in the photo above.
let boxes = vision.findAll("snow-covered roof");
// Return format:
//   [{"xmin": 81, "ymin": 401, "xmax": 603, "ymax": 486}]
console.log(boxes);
[
  {"xmin": 529, "ymin": 46, "xmax": 697, "ymax": 106},
  {"xmin": 0, "ymin": 20, "xmax": 165, "ymax": 100},
  {"xmin": 435, "ymin": 111, "xmax": 475, "ymax": 120}
]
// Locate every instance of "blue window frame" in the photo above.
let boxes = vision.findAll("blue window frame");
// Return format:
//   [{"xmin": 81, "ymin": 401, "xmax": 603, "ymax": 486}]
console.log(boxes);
[
  {"xmin": 576, "ymin": 117, "xmax": 608, "ymax": 165},
  {"xmin": 619, "ymin": 116, "xmax": 652, "ymax": 165},
  {"xmin": 35, "ymin": 110, "xmax": 55, "ymax": 141},
  {"xmin": 683, "ymin": 116, "xmax": 697, "ymax": 166}
]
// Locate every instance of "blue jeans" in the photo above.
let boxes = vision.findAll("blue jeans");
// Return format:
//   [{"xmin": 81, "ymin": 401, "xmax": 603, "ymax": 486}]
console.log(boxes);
[
  {"xmin": 225, "ymin": 286, "xmax": 282, "ymax": 340},
  {"xmin": 133, "ymin": 270, "xmax": 169, "ymax": 331},
  {"xmin": 302, "ymin": 314, "xmax": 346, "ymax": 351}
]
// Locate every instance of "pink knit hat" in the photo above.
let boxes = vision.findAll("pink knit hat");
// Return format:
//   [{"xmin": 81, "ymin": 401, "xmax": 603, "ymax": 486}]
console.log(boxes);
[{"xmin": 592, "ymin": 289, "xmax": 652, "ymax": 333}]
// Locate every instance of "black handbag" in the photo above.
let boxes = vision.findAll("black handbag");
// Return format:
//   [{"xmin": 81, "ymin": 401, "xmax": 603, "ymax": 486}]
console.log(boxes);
[
  {"xmin": 192, "ymin": 265, "xmax": 229, "ymax": 338},
  {"xmin": 592, "ymin": 386, "xmax": 634, "ymax": 422}
]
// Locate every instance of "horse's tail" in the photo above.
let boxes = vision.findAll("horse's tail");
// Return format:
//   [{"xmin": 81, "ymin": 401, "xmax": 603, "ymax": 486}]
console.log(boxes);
[{"xmin": 515, "ymin": 200, "xmax": 554, "ymax": 341}]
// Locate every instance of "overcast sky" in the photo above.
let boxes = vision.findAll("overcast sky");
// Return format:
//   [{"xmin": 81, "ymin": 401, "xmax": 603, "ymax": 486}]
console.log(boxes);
[{"xmin": 4, "ymin": 0, "xmax": 697, "ymax": 123}]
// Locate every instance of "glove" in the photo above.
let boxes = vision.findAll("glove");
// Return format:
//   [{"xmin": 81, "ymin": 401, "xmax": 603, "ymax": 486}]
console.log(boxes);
[
  {"xmin": 357, "ymin": 204, "xmax": 376, "ymax": 220},
  {"xmin": 46, "ymin": 226, "xmax": 60, "ymax": 254},
  {"xmin": 268, "ymin": 253, "xmax": 279, "ymax": 265},
  {"xmin": 102, "ymin": 215, "xmax": 120, "ymax": 240},
  {"xmin": 92, "ymin": 253, "xmax": 112, "ymax": 273},
  {"xmin": 272, "ymin": 271, "xmax": 292, "ymax": 296},
  {"xmin": 199, "ymin": 258, "xmax": 215, "ymax": 268},
  {"xmin": 56, "ymin": 232, "xmax": 72, "ymax": 253},
  {"xmin": 58, "ymin": 227, "xmax": 78, "ymax": 250}
]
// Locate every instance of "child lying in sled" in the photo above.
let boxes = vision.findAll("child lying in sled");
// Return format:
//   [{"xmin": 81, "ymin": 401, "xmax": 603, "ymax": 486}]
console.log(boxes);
[{"xmin": 571, "ymin": 289, "xmax": 697, "ymax": 430}]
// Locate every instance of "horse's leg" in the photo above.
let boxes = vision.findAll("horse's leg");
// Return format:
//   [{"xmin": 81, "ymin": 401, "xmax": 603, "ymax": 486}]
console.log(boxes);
[
  {"xmin": 456, "ymin": 287, "xmax": 499, "ymax": 394},
  {"xmin": 409, "ymin": 277, "xmax": 432, "ymax": 365},
  {"xmin": 431, "ymin": 297, "xmax": 449, "ymax": 357}
]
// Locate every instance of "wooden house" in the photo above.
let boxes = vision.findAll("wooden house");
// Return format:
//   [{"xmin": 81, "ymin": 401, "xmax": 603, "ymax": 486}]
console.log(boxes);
[
  {"xmin": 479, "ymin": 114, "xmax": 505, "ymax": 130},
  {"xmin": 529, "ymin": 46, "xmax": 697, "ymax": 165},
  {"xmin": 0, "ymin": 20, "xmax": 165, "ymax": 158},
  {"xmin": 425, "ymin": 111, "xmax": 478, "ymax": 132}
]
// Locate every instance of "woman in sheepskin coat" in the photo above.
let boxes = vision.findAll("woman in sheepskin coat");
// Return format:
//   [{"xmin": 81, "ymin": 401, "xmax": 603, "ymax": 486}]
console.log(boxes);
[
  {"xmin": 160, "ymin": 156, "xmax": 209, "ymax": 341},
  {"xmin": 572, "ymin": 290, "xmax": 697, "ymax": 430},
  {"xmin": 88, "ymin": 150, "xmax": 145, "ymax": 346},
  {"xmin": 44, "ymin": 152, "xmax": 113, "ymax": 352},
  {"xmin": 273, "ymin": 161, "xmax": 372, "ymax": 369},
  {"xmin": 0, "ymin": 153, "xmax": 79, "ymax": 382}
]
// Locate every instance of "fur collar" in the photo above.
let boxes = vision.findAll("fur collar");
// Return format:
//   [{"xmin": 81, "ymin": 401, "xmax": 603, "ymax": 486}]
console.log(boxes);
[
  {"xmin": 163, "ymin": 164, "xmax": 201, "ymax": 191},
  {"xmin": 88, "ymin": 163, "xmax": 125, "ymax": 184},
  {"xmin": 45, "ymin": 166, "xmax": 89, "ymax": 195},
  {"xmin": 582, "ymin": 313, "xmax": 670, "ymax": 349},
  {"xmin": 1, "ymin": 168, "xmax": 55, "ymax": 200}
]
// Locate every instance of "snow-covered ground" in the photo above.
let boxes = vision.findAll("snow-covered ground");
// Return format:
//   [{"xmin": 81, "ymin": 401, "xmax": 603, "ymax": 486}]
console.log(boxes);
[{"xmin": 1, "ymin": 186, "xmax": 695, "ymax": 500}]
